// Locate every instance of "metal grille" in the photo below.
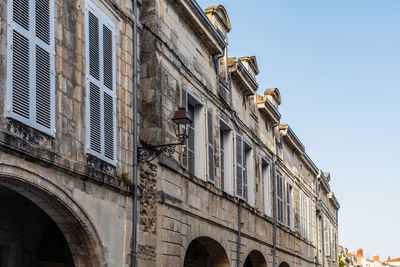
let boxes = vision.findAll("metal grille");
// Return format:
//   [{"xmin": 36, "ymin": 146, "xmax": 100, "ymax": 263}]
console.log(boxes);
[
  {"xmin": 35, "ymin": 0, "xmax": 50, "ymax": 44},
  {"xmin": 88, "ymin": 11, "xmax": 99, "ymax": 80},
  {"xmin": 104, "ymin": 92, "xmax": 114, "ymax": 160},
  {"xmin": 12, "ymin": 31, "xmax": 30, "ymax": 119},
  {"xmin": 89, "ymin": 82, "xmax": 101, "ymax": 153},
  {"xmin": 13, "ymin": 0, "xmax": 30, "ymax": 30},
  {"xmin": 35, "ymin": 45, "xmax": 51, "ymax": 128},
  {"xmin": 103, "ymin": 25, "xmax": 113, "ymax": 90}
]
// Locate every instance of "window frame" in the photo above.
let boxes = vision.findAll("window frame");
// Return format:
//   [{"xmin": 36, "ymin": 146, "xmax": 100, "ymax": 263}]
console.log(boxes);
[
  {"xmin": 219, "ymin": 117, "xmax": 233, "ymax": 194},
  {"xmin": 181, "ymin": 88, "xmax": 205, "ymax": 179},
  {"xmin": 286, "ymin": 182, "xmax": 294, "ymax": 230},
  {"xmin": 261, "ymin": 157, "xmax": 272, "ymax": 217}
]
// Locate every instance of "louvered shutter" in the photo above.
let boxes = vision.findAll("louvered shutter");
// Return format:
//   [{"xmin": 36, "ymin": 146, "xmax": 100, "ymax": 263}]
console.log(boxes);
[
  {"xmin": 235, "ymin": 134, "xmax": 244, "ymax": 198},
  {"xmin": 7, "ymin": 0, "xmax": 55, "ymax": 135},
  {"xmin": 86, "ymin": 1, "xmax": 116, "ymax": 165},
  {"xmin": 207, "ymin": 109, "xmax": 214, "ymax": 183},
  {"xmin": 181, "ymin": 87, "xmax": 188, "ymax": 168}
]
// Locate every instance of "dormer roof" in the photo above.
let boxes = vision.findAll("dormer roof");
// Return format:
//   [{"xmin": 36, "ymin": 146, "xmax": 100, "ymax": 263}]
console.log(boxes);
[
  {"xmin": 264, "ymin": 88, "xmax": 282, "ymax": 107},
  {"xmin": 205, "ymin": 5, "xmax": 232, "ymax": 38},
  {"xmin": 228, "ymin": 57, "xmax": 258, "ymax": 95},
  {"xmin": 239, "ymin": 56, "xmax": 259, "ymax": 78},
  {"xmin": 256, "ymin": 95, "xmax": 281, "ymax": 124}
]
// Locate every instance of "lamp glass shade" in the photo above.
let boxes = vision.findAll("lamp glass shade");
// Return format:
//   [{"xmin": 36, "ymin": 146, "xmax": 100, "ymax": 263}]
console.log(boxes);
[{"xmin": 171, "ymin": 108, "xmax": 192, "ymax": 141}]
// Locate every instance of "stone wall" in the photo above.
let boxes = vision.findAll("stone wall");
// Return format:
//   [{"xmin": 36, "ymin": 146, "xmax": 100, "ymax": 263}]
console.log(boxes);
[{"xmin": 0, "ymin": 0, "xmax": 138, "ymax": 266}]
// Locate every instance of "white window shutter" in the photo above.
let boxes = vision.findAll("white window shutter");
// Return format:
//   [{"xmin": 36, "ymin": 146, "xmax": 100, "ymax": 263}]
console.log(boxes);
[
  {"xmin": 102, "ymin": 23, "xmax": 116, "ymax": 162},
  {"xmin": 7, "ymin": 0, "xmax": 55, "ymax": 135},
  {"xmin": 86, "ymin": 1, "xmax": 116, "ymax": 165},
  {"xmin": 235, "ymin": 134, "xmax": 243, "ymax": 198},
  {"xmin": 181, "ymin": 87, "xmax": 188, "ymax": 168},
  {"xmin": 207, "ymin": 109, "xmax": 215, "ymax": 183}
]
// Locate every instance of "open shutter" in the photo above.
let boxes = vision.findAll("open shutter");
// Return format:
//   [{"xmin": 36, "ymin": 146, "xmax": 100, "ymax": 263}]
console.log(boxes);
[
  {"xmin": 86, "ymin": 1, "xmax": 116, "ymax": 165},
  {"xmin": 7, "ymin": 0, "xmax": 55, "ymax": 135},
  {"xmin": 207, "ymin": 109, "xmax": 214, "ymax": 183},
  {"xmin": 181, "ymin": 87, "xmax": 188, "ymax": 168},
  {"xmin": 102, "ymin": 23, "xmax": 116, "ymax": 162},
  {"xmin": 235, "ymin": 134, "xmax": 244, "ymax": 198}
]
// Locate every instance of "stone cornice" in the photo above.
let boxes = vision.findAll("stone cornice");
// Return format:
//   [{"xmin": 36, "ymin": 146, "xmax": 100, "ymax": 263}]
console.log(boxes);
[
  {"xmin": 228, "ymin": 58, "xmax": 258, "ymax": 94},
  {"xmin": 328, "ymin": 192, "xmax": 340, "ymax": 210},
  {"xmin": 256, "ymin": 97, "xmax": 281, "ymax": 124},
  {"xmin": 279, "ymin": 124, "xmax": 305, "ymax": 155},
  {"xmin": 176, "ymin": 0, "xmax": 226, "ymax": 54},
  {"xmin": 301, "ymin": 153, "xmax": 319, "ymax": 175},
  {"xmin": 318, "ymin": 171, "xmax": 331, "ymax": 193}
]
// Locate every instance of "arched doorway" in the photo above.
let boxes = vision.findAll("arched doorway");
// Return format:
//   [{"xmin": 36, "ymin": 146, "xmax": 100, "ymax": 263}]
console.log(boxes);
[
  {"xmin": 244, "ymin": 250, "xmax": 267, "ymax": 267},
  {"xmin": 0, "ymin": 175, "xmax": 104, "ymax": 267},
  {"xmin": 184, "ymin": 236, "xmax": 229, "ymax": 267},
  {"xmin": 279, "ymin": 262, "xmax": 290, "ymax": 267}
]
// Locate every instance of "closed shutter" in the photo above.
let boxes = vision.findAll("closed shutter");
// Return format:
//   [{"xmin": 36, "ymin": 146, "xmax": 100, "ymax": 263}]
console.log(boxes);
[
  {"xmin": 7, "ymin": 0, "xmax": 55, "ymax": 135},
  {"xmin": 86, "ymin": 1, "xmax": 116, "ymax": 165},
  {"xmin": 207, "ymin": 109, "xmax": 214, "ymax": 183},
  {"xmin": 235, "ymin": 134, "xmax": 244, "ymax": 198}
]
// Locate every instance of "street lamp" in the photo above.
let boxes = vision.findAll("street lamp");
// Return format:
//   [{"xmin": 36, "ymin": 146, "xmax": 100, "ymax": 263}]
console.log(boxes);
[{"xmin": 137, "ymin": 107, "xmax": 192, "ymax": 162}]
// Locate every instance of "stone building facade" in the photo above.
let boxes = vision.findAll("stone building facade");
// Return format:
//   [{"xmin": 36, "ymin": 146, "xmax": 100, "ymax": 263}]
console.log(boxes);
[
  {"xmin": 139, "ymin": 1, "xmax": 340, "ymax": 267},
  {"xmin": 0, "ymin": 0, "xmax": 139, "ymax": 266}
]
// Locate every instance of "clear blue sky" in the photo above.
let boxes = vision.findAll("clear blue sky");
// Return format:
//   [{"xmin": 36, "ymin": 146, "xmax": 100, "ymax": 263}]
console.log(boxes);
[{"xmin": 197, "ymin": 0, "xmax": 400, "ymax": 259}]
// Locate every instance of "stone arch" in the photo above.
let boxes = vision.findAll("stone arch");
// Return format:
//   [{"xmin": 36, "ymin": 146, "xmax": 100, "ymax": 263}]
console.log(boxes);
[
  {"xmin": 0, "ymin": 167, "xmax": 105, "ymax": 267},
  {"xmin": 243, "ymin": 250, "xmax": 267, "ymax": 267},
  {"xmin": 184, "ymin": 236, "xmax": 230, "ymax": 267},
  {"xmin": 279, "ymin": 261, "xmax": 290, "ymax": 267}
]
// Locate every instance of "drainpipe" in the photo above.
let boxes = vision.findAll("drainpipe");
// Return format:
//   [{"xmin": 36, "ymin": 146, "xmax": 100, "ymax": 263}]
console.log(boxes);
[
  {"xmin": 272, "ymin": 122, "xmax": 280, "ymax": 267},
  {"xmin": 132, "ymin": 0, "xmax": 139, "ymax": 266},
  {"xmin": 237, "ymin": 199, "xmax": 242, "ymax": 267},
  {"xmin": 321, "ymin": 214, "xmax": 325, "ymax": 267},
  {"xmin": 315, "ymin": 175, "xmax": 320, "ymax": 267}
]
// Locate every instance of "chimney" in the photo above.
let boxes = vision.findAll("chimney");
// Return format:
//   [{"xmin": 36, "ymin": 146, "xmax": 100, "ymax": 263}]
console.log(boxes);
[
  {"xmin": 357, "ymin": 249, "xmax": 364, "ymax": 257},
  {"xmin": 373, "ymin": 256, "xmax": 379, "ymax": 262}
]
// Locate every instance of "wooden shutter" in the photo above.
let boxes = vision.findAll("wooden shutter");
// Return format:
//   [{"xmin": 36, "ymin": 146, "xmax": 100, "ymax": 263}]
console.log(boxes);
[
  {"xmin": 235, "ymin": 134, "xmax": 244, "ymax": 198},
  {"xmin": 207, "ymin": 109, "xmax": 214, "ymax": 183},
  {"xmin": 181, "ymin": 87, "xmax": 188, "ymax": 168},
  {"xmin": 86, "ymin": 1, "xmax": 116, "ymax": 165},
  {"xmin": 7, "ymin": 0, "xmax": 55, "ymax": 135}
]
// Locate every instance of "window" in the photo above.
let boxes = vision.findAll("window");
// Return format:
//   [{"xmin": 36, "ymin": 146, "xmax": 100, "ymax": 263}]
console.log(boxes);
[
  {"xmin": 181, "ymin": 88, "xmax": 205, "ymax": 179},
  {"xmin": 219, "ymin": 118, "xmax": 233, "ymax": 194},
  {"xmin": 7, "ymin": 0, "xmax": 55, "ymax": 135},
  {"xmin": 300, "ymin": 193, "xmax": 307, "ymax": 237},
  {"xmin": 262, "ymin": 158, "xmax": 271, "ymax": 217},
  {"xmin": 309, "ymin": 199, "xmax": 314, "ymax": 242},
  {"xmin": 207, "ymin": 109, "xmax": 215, "ymax": 183},
  {"xmin": 276, "ymin": 172, "xmax": 284, "ymax": 223},
  {"xmin": 86, "ymin": 1, "xmax": 116, "ymax": 165},
  {"xmin": 286, "ymin": 183, "xmax": 293, "ymax": 229}
]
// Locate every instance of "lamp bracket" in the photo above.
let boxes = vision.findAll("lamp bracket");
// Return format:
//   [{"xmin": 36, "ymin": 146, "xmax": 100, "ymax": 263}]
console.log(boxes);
[{"xmin": 137, "ymin": 141, "xmax": 184, "ymax": 163}]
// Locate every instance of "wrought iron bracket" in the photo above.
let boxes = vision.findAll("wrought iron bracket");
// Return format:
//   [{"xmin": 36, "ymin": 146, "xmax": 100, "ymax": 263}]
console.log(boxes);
[{"xmin": 137, "ymin": 141, "xmax": 184, "ymax": 163}]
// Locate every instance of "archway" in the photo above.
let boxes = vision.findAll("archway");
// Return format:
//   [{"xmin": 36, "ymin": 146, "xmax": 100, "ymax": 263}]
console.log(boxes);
[
  {"xmin": 244, "ymin": 250, "xmax": 267, "ymax": 267},
  {"xmin": 279, "ymin": 262, "xmax": 290, "ymax": 267},
  {"xmin": 0, "ymin": 175, "xmax": 104, "ymax": 267},
  {"xmin": 184, "ymin": 236, "xmax": 229, "ymax": 267}
]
